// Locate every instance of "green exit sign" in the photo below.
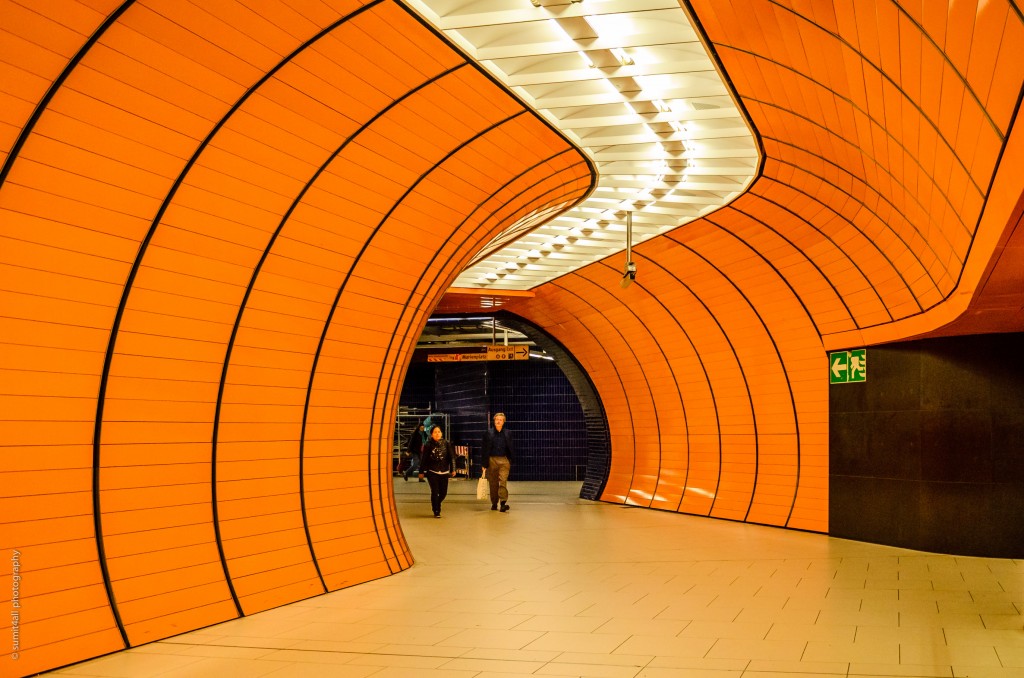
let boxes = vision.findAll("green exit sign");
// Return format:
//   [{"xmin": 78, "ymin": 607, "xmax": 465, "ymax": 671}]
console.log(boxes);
[{"xmin": 829, "ymin": 349, "xmax": 866, "ymax": 383}]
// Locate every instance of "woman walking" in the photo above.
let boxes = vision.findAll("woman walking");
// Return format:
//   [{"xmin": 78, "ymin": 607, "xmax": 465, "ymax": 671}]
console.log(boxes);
[{"xmin": 419, "ymin": 425, "xmax": 455, "ymax": 517}]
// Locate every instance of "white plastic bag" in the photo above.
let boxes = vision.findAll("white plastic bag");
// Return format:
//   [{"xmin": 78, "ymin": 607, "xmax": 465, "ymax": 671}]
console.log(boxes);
[{"xmin": 476, "ymin": 476, "xmax": 489, "ymax": 500}]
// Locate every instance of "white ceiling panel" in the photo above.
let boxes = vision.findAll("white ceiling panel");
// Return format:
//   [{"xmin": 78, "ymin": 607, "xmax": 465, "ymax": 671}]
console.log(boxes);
[{"xmin": 404, "ymin": 0, "xmax": 759, "ymax": 290}]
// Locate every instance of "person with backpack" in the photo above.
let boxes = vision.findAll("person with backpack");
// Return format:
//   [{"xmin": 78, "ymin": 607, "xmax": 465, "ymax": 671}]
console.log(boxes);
[{"xmin": 403, "ymin": 424, "xmax": 424, "ymax": 481}]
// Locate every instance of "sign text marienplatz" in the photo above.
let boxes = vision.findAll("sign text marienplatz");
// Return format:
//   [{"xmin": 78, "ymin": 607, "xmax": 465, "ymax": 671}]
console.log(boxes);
[{"xmin": 426, "ymin": 345, "xmax": 530, "ymax": 363}]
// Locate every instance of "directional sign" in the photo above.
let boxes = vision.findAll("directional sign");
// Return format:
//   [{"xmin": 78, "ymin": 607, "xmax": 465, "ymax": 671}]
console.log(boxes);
[
  {"xmin": 427, "ymin": 352, "xmax": 487, "ymax": 363},
  {"xmin": 425, "ymin": 346, "xmax": 530, "ymax": 362},
  {"xmin": 849, "ymin": 349, "xmax": 866, "ymax": 382},
  {"xmin": 829, "ymin": 349, "xmax": 866, "ymax": 383},
  {"xmin": 829, "ymin": 351, "xmax": 849, "ymax": 383},
  {"xmin": 487, "ymin": 344, "xmax": 529, "ymax": 361}
]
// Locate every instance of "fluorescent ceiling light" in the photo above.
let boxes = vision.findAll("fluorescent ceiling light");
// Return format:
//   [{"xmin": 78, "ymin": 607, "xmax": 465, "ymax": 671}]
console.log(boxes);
[{"xmin": 404, "ymin": 0, "xmax": 758, "ymax": 291}]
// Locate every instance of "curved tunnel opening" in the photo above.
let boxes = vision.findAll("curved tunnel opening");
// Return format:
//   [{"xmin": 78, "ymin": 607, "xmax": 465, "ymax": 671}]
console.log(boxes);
[{"xmin": 397, "ymin": 311, "xmax": 610, "ymax": 501}]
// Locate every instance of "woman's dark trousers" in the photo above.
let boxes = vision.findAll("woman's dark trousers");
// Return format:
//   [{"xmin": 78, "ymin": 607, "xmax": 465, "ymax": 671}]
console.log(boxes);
[{"xmin": 425, "ymin": 472, "xmax": 449, "ymax": 515}]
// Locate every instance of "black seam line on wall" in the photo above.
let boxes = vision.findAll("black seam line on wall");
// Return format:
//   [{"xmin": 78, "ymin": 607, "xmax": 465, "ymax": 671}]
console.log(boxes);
[
  {"xmin": 736, "ymin": 185, "xmax": 899, "ymax": 322},
  {"xmin": 363, "ymin": 111, "xmax": 568, "ymax": 562},
  {"xmin": 1, "ymin": 0, "xmax": 141, "ymax": 649},
  {"xmin": 547, "ymin": 279, "xmax": 643, "ymax": 506},
  {"xmin": 623, "ymin": 251, "xmax": 723, "ymax": 516},
  {"xmin": 721, "ymin": 202, "xmax": 852, "ymax": 333},
  {"xmin": 397, "ymin": 2, "xmax": 600, "ymax": 189},
  {"xmin": 749, "ymin": 181, "xmax": 920, "ymax": 321},
  {"xmin": 653, "ymin": 236, "xmax": 754, "ymax": 518},
  {"xmin": 298, "ymin": 62, "xmax": 475, "ymax": 575},
  {"xmin": 618, "ymin": 255, "xmax": 716, "ymax": 516},
  {"xmin": 664, "ymin": 234, "xmax": 802, "ymax": 527},
  {"xmin": 944, "ymin": 82, "xmax": 1024, "ymax": 298},
  {"xmin": 91, "ymin": 0, "xmax": 389, "ymax": 632},
  {"xmin": 371, "ymin": 147, "xmax": 587, "ymax": 537},
  {"xmin": 216, "ymin": 62, "xmax": 471, "ymax": 598},
  {"xmin": 1008, "ymin": 1, "xmax": 1024, "ymax": 24},
  {"xmin": 372, "ymin": 0, "xmax": 601, "ymax": 543},
  {"xmin": 696, "ymin": 217, "xmax": 807, "ymax": 525},
  {"xmin": 777, "ymin": 94, "xmax": 1024, "ymax": 335},
  {"xmin": 591, "ymin": 259, "xmax": 687, "ymax": 509},
  {"xmin": 305, "ymin": 107, "xmax": 529, "ymax": 577},
  {"xmin": 421, "ymin": 156, "xmax": 590, "ymax": 295},
  {"xmin": 373, "ymin": 153, "xmax": 588, "ymax": 563},
  {"xmin": 762, "ymin": 117, "xmax": 958, "ymax": 304},
  {"xmin": 764, "ymin": 129, "xmax": 954, "ymax": 298},
  {"xmin": 742, "ymin": 94, "xmax": 976, "ymax": 285},
  {"xmin": 362, "ymin": 108, "xmax": 538, "ymax": 569},
  {"xmin": 763, "ymin": 148, "xmax": 943, "ymax": 309},
  {"xmin": 702, "ymin": 211, "xmax": 826, "ymax": 335},
  {"xmin": 591, "ymin": 257, "xmax": 710, "ymax": 514},
  {"xmin": 718, "ymin": 25, "xmax": 991, "ymax": 207},
  {"xmin": 0, "ymin": 2, "xmax": 136, "ymax": 190},
  {"xmin": 665, "ymin": 238, "xmax": 758, "ymax": 523},
  {"xmin": 767, "ymin": 0, "xmax": 1011, "ymax": 142},
  {"xmin": 464, "ymin": 161, "xmax": 596, "ymax": 267},
  {"xmin": 376, "ymin": 153, "xmax": 589, "ymax": 485},
  {"xmin": 680, "ymin": 0, "xmax": 768, "ymax": 184},
  {"xmin": 524, "ymin": 289, "xmax": 618, "ymax": 500},
  {"xmin": 766, "ymin": 137, "xmax": 966, "ymax": 278},
  {"xmin": 494, "ymin": 311, "xmax": 612, "ymax": 497},
  {"xmin": 381, "ymin": 155, "xmax": 589, "ymax": 497}
]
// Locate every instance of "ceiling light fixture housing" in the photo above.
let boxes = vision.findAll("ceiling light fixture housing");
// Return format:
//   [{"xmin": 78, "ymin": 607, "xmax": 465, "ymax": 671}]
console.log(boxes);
[{"xmin": 405, "ymin": 0, "xmax": 759, "ymax": 291}]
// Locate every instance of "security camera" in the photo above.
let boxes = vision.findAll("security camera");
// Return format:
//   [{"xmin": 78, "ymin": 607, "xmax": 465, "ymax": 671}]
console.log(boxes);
[{"xmin": 620, "ymin": 261, "xmax": 637, "ymax": 288}]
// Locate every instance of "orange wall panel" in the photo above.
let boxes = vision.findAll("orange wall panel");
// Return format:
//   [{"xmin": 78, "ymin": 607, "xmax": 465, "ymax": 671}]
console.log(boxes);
[
  {"xmin": 505, "ymin": 0, "xmax": 1019, "ymax": 540},
  {"xmin": 1, "ymin": 1, "xmax": 590, "ymax": 673},
  {"xmin": 5, "ymin": 0, "xmax": 1019, "ymax": 673}
]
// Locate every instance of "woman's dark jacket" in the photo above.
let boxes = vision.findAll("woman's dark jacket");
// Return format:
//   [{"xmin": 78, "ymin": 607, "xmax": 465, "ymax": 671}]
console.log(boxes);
[{"xmin": 419, "ymin": 438, "xmax": 455, "ymax": 474}]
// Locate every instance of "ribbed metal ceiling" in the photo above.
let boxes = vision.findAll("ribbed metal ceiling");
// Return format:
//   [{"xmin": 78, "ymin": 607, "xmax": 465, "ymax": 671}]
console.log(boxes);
[{"xmin": 405, "ymin": 0, "xmax": 759, "ymax": 290}]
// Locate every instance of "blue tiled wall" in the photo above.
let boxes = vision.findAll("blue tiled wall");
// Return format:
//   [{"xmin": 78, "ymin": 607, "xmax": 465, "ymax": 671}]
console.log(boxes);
[
  {"xmin": 399, "ymin": 360, "xmax": 589, "ymax": 481},
  {"xmin": 435, "ymin": 362, "xmax": 489, "ymax": 475},
  {"xmin": 400, "ymin": 362, "xmax": 435, "ymax": 408},
  {"xmin": 488, "ymin": 361, "xmax": 588, "ymax": 481}
]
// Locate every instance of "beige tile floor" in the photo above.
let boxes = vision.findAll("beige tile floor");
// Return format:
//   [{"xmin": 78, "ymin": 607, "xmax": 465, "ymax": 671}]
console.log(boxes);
[{"xmin": 48, "ymin": 480, "xmax": 1023, "ymax": 678}]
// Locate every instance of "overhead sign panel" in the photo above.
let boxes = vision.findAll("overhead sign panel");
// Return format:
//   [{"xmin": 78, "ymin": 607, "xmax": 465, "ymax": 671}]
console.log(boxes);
[
  {"xmin": 486, "ymin": 345, "xmax": 529, "ymax": 361},
  {"xmin": 425, "ymin": 345, "xmax": 530, "ymax": 363},
  {"xmin": 427, "ymin": 353, "xmax": 487, "ymax": 363}
]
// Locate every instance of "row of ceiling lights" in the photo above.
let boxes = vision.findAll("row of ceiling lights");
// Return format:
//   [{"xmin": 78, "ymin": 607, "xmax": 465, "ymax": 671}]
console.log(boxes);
[{"xmin": 406, "ymin": 0, "xmax": 758, "ymax": 290}]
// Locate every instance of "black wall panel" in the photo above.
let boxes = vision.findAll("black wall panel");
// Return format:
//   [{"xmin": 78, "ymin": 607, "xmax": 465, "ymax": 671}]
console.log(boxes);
[{"xmin": 830, "ymin": 333, "xmax": 1024, "ymax": 557}]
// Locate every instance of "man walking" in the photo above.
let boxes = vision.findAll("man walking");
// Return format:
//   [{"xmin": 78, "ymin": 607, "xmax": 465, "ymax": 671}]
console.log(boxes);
[{"xmin": 481, "ymin": 412, "xmax": 513, "ymax": 512}]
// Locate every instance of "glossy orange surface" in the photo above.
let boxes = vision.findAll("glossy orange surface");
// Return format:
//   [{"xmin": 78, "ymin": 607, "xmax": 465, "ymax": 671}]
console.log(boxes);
[
  {"xmin": 2, "ymin": 1, "xmax": 1022, "ymax": 675},
  {"xmin": 0, "ymin": 1, "xmax": 590, "ymax": 673}
]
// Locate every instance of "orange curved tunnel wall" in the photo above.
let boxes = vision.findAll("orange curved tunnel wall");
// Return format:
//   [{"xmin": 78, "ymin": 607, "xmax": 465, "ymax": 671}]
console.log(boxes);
[
  {"xmin": 0, "ymin": 0, "xmax": 591, "ymax": 673},
  {"xmin": 506, "ymin": 0, "xmax": 1022, "ymax": 530},
  {"xmin": 2, "ymin": 0, "xmax": 1023, "ymax": 674}
]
